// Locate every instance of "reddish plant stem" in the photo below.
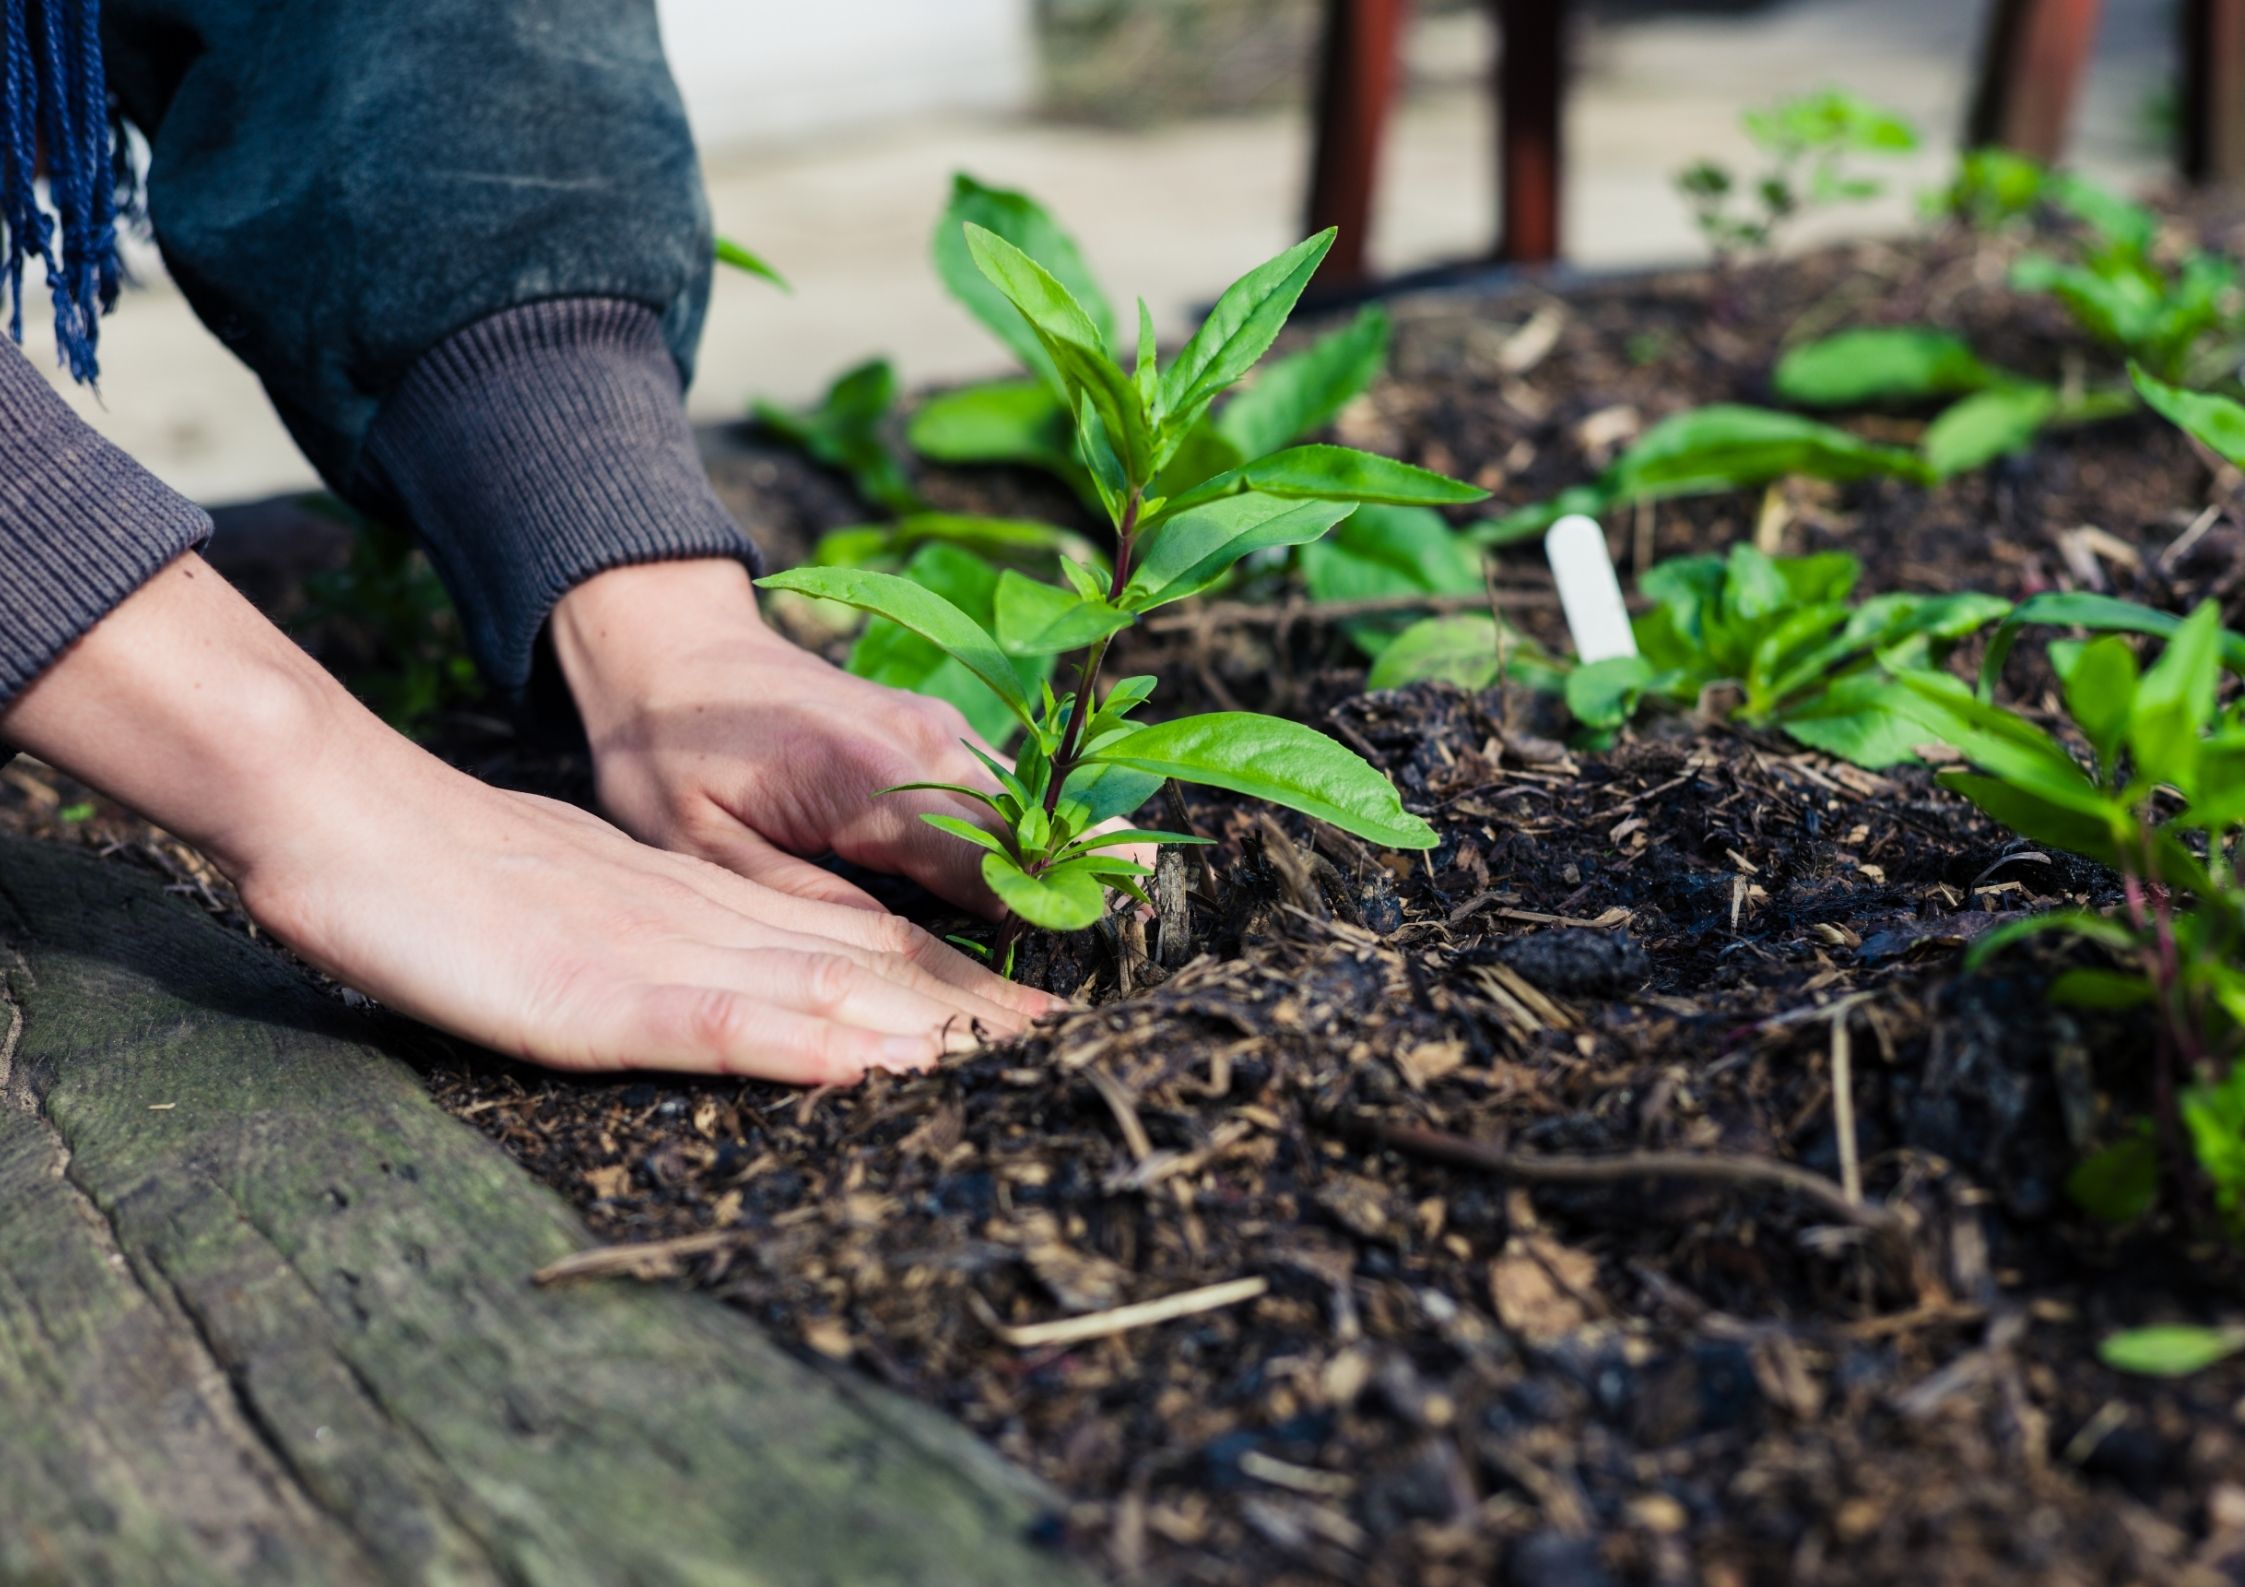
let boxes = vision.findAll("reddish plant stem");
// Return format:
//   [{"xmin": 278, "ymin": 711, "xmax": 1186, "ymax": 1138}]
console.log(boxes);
[
  {"xmin": 1039, "ymin": 488, "xmax": 1141, "ymax": 825},
  {"xmin": 996, "ymin": 489, "xmax": 1144, "ymax": 974}
]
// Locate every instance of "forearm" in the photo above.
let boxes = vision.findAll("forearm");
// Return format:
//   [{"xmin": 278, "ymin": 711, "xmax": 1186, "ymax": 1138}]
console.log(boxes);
[{"xmin": 0, "ymin": 554, "xmax": 408, "ymax": 883}]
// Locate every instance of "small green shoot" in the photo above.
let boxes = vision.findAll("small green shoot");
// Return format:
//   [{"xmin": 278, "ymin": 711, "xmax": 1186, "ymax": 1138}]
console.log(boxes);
[
  {"xmin": 751, "ymin": 359, "xmax": 924, "ymax": 515},
  {"xmin": 1675, "ymin": 90, "xmax": 1917, "ymax": 264}
]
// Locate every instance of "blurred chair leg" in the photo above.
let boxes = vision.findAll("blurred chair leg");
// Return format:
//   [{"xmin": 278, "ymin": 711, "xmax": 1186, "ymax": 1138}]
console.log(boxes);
[
  {"xmin": 1307, "ymin": 0, "xmax": 1413, "ymax": 285},
  {"xmin": 1966, "ymin": 0, "xmax": 2103, "ymax": 162},
  {"xmin": 2181, "ymin": 0, "xmax": 2245, "ymax": 185},
  {"xmin": 1493, "ymin": 0, "xmax": 1565, "ymax": 265}
]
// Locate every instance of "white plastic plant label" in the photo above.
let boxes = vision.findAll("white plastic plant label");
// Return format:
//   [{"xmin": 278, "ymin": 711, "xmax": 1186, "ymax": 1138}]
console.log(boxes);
[{"xmin": 1545, "ymin": 514, "xmax": 1637, "ymax": 664}]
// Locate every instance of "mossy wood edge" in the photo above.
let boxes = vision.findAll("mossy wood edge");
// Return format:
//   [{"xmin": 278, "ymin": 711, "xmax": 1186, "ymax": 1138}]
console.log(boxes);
[{"xmin": 0, "ymin": 833, "xmax": 1088, "ymax": 1587}]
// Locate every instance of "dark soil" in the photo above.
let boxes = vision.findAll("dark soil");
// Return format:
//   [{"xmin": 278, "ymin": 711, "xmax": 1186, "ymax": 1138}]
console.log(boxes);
[{"xmin": 11, "ymin": 224, "xmax": 2245, "ymax": 1586}]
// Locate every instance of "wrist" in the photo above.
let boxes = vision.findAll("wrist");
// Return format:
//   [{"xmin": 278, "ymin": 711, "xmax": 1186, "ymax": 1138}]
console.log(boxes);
[
  {"xmin": 0, "ymin": 554, "xmax": 423, "ymax": 882},
  {"xmin": 549, "ymin": 557, "xmax": 778, "ymax": 732}
]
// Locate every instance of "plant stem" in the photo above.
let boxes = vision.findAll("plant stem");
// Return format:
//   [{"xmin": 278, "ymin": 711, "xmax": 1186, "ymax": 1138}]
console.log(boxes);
[{"xmin": 1039, "ymin": 487, "xmax": 1142, "ymax": 824}]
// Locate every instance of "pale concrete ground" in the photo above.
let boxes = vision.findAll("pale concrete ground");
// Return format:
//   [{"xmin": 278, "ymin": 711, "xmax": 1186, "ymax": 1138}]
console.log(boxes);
[{"xmin": 23, "ymin": 0, "xmax": 2176, "ymax": 507}]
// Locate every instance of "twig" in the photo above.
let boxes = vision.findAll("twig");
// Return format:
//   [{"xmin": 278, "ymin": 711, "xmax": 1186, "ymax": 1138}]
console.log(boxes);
[
  {"xmin": 975, "ymin": 1275, "xmax": 1268, "ymax": 1349},
  {"xmin": 532, "ymin": 1229, "xmax": 742, "ymax": 1286},
  {"xmin": 1829, "ymin": 1007, "xmax": 1862, "ymax": 1207},
  {"xmin": 1320, "ymin": 1111, "xmax": 1905, "ymax": 1235}
]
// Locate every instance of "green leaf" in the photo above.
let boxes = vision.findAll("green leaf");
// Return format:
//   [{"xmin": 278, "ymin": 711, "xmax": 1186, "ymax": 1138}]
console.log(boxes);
[
  {"xmin": 2127, "ymin": 600, "xmax": 2223, "ymax": 795},
  {"xmin": 1604, "ymin": 405, "xmax": 1935, "ymax": 503},
  {"xmin": 962, "ymin": 224, "xmax": 1152, "ymax": 482},
  {"xmin": 1979, "ymin": 591, "xmax": 2245, "ymax": 699},
  {"xmin": 1159, "ymin": 230, "xmax": 1337, "ymax": 425},
  {"xmin": 2067, "ymin": 1132, "xmax": 2159, "ymax": 1224},
  {"xmin": 1566, "ymin": 655, "xmax": 1657, "ymax": 730},
  {"xmin": 917, "ymin": 812, "xmax": 1013, "ymax": 857},
  {"xmin": 1300, "ymin": 505, "xmax": 1485, "ymax": 658},
  {"xmin": 1062, "ymin": 828, "xmax": 1211, "ymax": 853},
  {"xmin": 760, "ymin": 564, "xmax": 1033, "ymax": 729},
  {"xmin": 814, "ymin": 512, "xmax": 1102, "ymax": 573},
  {"xmin": 1966, "ymin": 906, "xmax": 2141, "ymax": 969},
  {"xmin": 878, "ymin": 780, "xmax": 1001, "ymax": 812},
  {"xmin": 1467, "ymin": 485, "xmax": 1611, "ymax": 547},
  {"xmin": 1156, "ymin": 444, "xmax": 1488, "ymax": 521},
  {"xmin": 845, "ymin": 543, "xmax": 1063, "ymax": 745},
  {"xmin": 753, "ymin": 358, "xmax": 922, "ymax": 514},
  {"xmin": 2046, "ymin": 172, "xmax": 2161, "ymax": 255},
  {"xmin": 1773, "ymin": 327, "xmax": 1997, "ymax": 407},
  {"xmin": 1366, "ymin": 615, "xmax": 1498, "ymax": 691},
  {"xmin": 981, "ymin": 852, "xmax": 1108, "ymax": 929},
  {"xmin": 1744, "ymin": 90, "xmax": 1918, "ymax": 156},
  {"xmin": 1060, "ymin": 762, "xmax": 1164, "ymax": 825},
  {"xmin": 2011, "ymin": 253, "xmax": 2161, "ymax": 352},
  {"xmin": 2130, "ymin": 362, "xmax": 2245, "ymax": 467},
  {"xmin": 1090, "ymin": 713, "xmax": 1436, "ymax": 849},
  {"xmin": 906, "ymin": 379, "xmax": 1094, "ymax": 500},
  {"xmin": 843, "ymin": 545, "xmax": 1047, "ymax": 747},
  {"xmin": 715, "ymin": 237, "xmax": 790, "ymax": 290},
  {"xmin": 2098, "ymin": 1325, "xmax": 2245, "ymax": 1378},
  {"xmin": 1134, "ymin": 298, "xmax": 1159, "ymax": 408},
  {"xmin": 1922, "ymin": 384, "xmax": 2059, "ymax": 478},
  {"xmin": 933, "ymin": 175, "xmax": 1113, "ymax": 390},
  {"xmin": 2049, "ymin": 967, "xmax": 2156, "ymax": 1009},
  {"xmin": 2060, "ymin": 634, "xmax": 2140, "ymax": 770},
  {"xmin": 992, "ymin": 568, "xmax": 1133, "ymax": 656},
  {"xmin": 1776, "ymin": 672, "xmax": 1943, "ymax": 768},
  {"xmin": 1215, "ymin": 305, "xmax": 1392, "ymax": 459},
  {"xmin": 1123, "ymin": 494, "xmax": 1357, "ymax": 610}
]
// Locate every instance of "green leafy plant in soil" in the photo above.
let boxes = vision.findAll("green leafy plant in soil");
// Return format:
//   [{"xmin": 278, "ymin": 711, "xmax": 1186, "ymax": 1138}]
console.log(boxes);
[
  {"xmin": 1474, "ymin": 404, "xmax": 1937, "ymax": 547},
  {"xmin": 1675, "ymin": 89, "xmax": 1918, "ymax": 264},
  {"xmin": 1586, "ymin": 545, "xmax": 2004, "ymax": 763},
  {"xmin": 908, "ymin": 173, "xmax": 1403, "ymax": 516},
  {"xmin": 1773, "ymin": 157, "xmax": 2243, "ymax": 480},
  {"xmin": 1369, "ymin": 542, "xmax": 2004, "ymax": 769},
  {"xmin": 1889, "ymin": 601, "xmax": 2245, "ymax": 1372},
  {"xmin": 759, "ymin": 223, "xmax": 1478, "ymax": 965}
]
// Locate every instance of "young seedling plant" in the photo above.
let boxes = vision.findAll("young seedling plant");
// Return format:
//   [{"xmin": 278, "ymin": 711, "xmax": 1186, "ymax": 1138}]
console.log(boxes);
[
  {"xmin": 759, "ymin": 225, "xmax": 1486, "ymax": 967},
  {"xmin": 1892, "ymin": 598, "xmax": 2245, "ymax": 1368}
]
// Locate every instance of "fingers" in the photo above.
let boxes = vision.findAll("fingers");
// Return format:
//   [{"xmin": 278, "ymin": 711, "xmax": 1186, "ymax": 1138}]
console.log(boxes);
[
  {"xmin": 662, "ymin": 939, "xmax": 1037, "ymax": 1037},
  {"xmin": 689, "ymin": 826, "xmax": 888, "ymax": 913},
  {"xmin": 624, "ymin": 984, "xmax": 958, "ymax": 1085},
  {"xmin": 638, "ymin": 842, "xmax": 1064, "ymax": 1021}
]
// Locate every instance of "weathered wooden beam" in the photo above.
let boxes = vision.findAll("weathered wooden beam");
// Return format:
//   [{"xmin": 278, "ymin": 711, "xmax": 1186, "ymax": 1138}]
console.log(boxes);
[
  {"xmin": 2182, "ymin": 0, "xmax": 2245, "ymax": 185},
  {"xmin": 0, "ymin": 834, "xmax": 1092, "ymax": 1587},
  {"xmin": 1966, "ymin": 0, "xmax": 2104, "ymax": 163},
  {"xmin": 1493, "ymin": 0, "xmax": 1565, "ymax": 264},
  {"xmin": 1306, "ymin": 0, "xmax": 1414, "ymax": 285}
]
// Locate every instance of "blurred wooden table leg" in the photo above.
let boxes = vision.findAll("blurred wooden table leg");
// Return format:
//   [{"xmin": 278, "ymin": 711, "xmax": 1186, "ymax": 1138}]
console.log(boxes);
[
  {"xmin": 1307, "ymin": 0, "xmax": 1414, "ymax": 285},
  {"xmin": 1966, "ymin": 0, "xmax": 2103, "ymax": 162},
  {"xmin": 1494, "ymin": 0, "xmax": 1566, "ymax": 264}
]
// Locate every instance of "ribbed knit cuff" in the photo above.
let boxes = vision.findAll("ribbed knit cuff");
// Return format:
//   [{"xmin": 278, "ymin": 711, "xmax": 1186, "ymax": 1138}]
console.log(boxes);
[
  {"xmin": 0, "ymin": 339, "xmax": 211, "ymax": 710},
  {"xmin": 361, "ymin": 299, "xmax": 757, "ymax": 694}
]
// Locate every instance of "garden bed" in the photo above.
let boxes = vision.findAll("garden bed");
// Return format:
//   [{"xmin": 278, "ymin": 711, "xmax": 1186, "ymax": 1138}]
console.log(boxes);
[{"xmin": 9, "ymin": 226, "xmax": 2245, "ymax": 1586}]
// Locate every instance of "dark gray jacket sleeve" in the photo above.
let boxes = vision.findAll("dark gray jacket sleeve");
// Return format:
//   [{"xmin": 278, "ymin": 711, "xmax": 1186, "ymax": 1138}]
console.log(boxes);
[
  {"xmin": 0, "ymin": 339, "xmax": 209, "ymax": 710},
  {"xmin": 102, "ymin": 0, "xmax": 755, "ymax": 693}
]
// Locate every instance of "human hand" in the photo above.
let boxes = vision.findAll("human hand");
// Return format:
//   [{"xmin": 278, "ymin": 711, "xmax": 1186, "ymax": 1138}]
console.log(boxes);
[
  {"xmin": 552, "ymin": 559, "xmax": 1022, "ymax": 917},
  {"xmin": 1, "ymin": 556, "xmax": 1056, "ymax": 1080}
]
